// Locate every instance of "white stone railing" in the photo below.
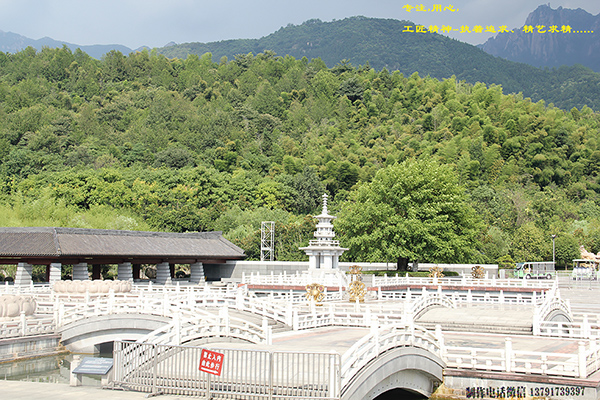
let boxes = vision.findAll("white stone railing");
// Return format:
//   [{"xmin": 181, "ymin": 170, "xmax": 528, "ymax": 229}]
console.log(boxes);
[
  {"xmin": 247, "ymin": 288, "xmax": 346, "ymax": 305},
  {"xmin": 444, "ymin": 337, "xmax": 593, "ymax": 378},
  {"xmin": 0, "ymin": 313, "xmax": 55, "ymax": 338},
  {"xmin": 409, "ymin": 293, "xmax": 456, "ymax": 320},
  {"xmin": 340, "ymin": 323, "xmax": 441, "ymax": 391},
  {"xmin": 54, "ymin": 286, "xmax": 291, "ymax": 332},
  {"xmin": 242, "ymin": 271, "xmax": 349, "ymax": 289},
  {"xmin": 538, "ymin": 316, "xmax": 600, "ymax": 339},
  {"xmin": 372, "ymin": 274, "xmax": 556, "ymax": 290},
  {"xmin": 132, "ymin": 281, "xmax": 238, "ymax": 296},
  {"xmin": 0, "ymin": 282, "xmax": 51, "ymax": 294},
  {"xmin": 533, "ymin": 284, "xmax": 573, "ymax": 335},
  {"xmin": 378, "ymin": 284, "xmax": 551, "ymax": 306},
  {"xmin": 138, "ymin": 306, "xmax": 271, "ymax": 345}
]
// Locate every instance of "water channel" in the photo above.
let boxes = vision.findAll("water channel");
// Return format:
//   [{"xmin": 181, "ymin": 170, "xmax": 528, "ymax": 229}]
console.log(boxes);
[{"xmin": 0, "ymin": 352, "xmax": 111, "ymax": 386}]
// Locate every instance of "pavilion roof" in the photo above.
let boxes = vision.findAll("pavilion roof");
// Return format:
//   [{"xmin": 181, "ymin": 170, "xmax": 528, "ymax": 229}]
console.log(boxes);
[{"xmin": 0, "ymin": 227, "xmax": 245, "ymax": 265}]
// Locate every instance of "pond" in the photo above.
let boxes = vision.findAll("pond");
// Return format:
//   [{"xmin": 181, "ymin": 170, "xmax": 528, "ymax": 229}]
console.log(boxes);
[{"xmin": 0, "ymin": 352, "xmax": 112, "ymax": 386}]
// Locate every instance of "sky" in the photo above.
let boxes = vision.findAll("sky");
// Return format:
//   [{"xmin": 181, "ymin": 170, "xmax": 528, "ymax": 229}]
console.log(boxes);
[{"xmin": 0, "ymin": 0, "xmax": 598, "ymax": 49}]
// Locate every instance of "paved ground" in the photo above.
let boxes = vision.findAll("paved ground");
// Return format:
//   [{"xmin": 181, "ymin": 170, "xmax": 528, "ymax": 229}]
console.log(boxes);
[{"xmin": 1, "ymin": 380, "xmax": 185, "ymax": 400}]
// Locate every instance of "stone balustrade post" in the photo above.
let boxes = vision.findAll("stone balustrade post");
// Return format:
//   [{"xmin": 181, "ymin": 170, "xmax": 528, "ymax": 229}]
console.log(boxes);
[
  {"xmin": 579, "ymin": 341, "xmax": 587, "ymax": 378},
  {"xmin": 56, "ymin": 300, "xmax": 65, "ymax": 325},
  {"xmin": 583, "ymin": 314, "xmax": 591, "ymax": 338},
  {"xmin": 403, "ymin": 302, "xmax": 413, "ymax": 326},
  {"xmin": 435, "ymin": 324, "xmax": 445, "ymax": 356},
  {"xmin": 70, "ymin": 355, "xmax": 83, "ymax": 387},
  {"xmin": 505, "ymin": 337, "xmax": 512, "ymax": 373},
  {"xmin": 370, "ymin": 316, "xmax": 379, "ymax": 337},
  {"xmin": 174, "ymin": 312, "xmax": 181, "ymax": 345},
  {"xmin": 286, "ymin": 302, "xmax": 293, "ymax": 326},
  {"xmin": 532, "ymin": 308, "xmax": 540, "ymax": 335},
  {"xmin": 108, "ymin": 289, "xmax": 114, "ymax": 314},
  {"xmin": 20, "ymin": 311, "xmax": 26, "ymax": 336},
  {"xmin": 53, "ymin": 298, "xmax": 59, "ymax": 327},
  {"xmin": 329, "ymin": 351, "xmax": 338, "ymax": 397},
  {"xmin": 293, "ymin": 310, "xmax": 299, "ymax": 331},
  {"xmin": 364, "ymin": 305, "xmax": 371, "ymax": 327}
]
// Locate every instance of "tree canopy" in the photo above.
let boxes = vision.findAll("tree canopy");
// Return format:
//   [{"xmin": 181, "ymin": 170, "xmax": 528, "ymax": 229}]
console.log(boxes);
[
  {"xmin": 0, "ymin": 46, "xmax": 598, "ymax": 267},
  {"xmin": 337, "ymin": 159, "xmax": 482, "ymax": 265}
]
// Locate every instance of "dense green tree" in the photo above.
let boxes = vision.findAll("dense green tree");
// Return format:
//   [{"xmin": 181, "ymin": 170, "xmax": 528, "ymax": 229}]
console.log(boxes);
[
  {"xmin": 0, "ymin": 46, "xmax": 598, "ymax": 263},
  {"xmin": 337, "ymin": 159, "xmax": 482, "ymax": 266}
]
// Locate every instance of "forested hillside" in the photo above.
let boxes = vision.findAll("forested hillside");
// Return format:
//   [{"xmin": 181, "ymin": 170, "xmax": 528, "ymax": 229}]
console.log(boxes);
[
  {"xmin": 158, "ymin": 16, "xmax": 600, "ymax": 111},
  {"xmin": 0, "ymin": 46, "xmax": 599, "ymax": 268}
]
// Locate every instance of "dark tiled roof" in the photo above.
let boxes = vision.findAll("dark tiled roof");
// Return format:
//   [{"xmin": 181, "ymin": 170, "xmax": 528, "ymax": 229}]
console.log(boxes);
[
  {"xmin": 0, "ymin": 230, "xmax": 58, "ymax": 256},
  {"xmin": 0, "ymin": 227, "xmax": 245, "ymax": 259}
]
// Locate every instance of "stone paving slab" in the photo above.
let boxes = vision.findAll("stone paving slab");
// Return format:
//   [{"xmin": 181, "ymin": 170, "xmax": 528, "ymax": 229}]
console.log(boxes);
[
  {"xmin": 0, "ymin": 380, "xmax": 185, "ymax": 400},
  {"xmin": 210, "ymin": 326, "xmax": 370, "ymax": 354}
]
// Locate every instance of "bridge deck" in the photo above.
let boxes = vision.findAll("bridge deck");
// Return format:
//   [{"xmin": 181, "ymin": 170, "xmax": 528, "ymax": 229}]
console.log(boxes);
[{"xmin": 200, "ymin": 324, "xmax": 582, "ymax": 357}]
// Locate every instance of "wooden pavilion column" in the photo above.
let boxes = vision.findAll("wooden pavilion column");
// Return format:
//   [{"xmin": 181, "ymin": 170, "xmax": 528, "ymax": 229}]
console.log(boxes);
[
  {"xmin": 92, "ymin": 265, "xmax": 102, "ymax": 280},
  {"xmin": 133, "ymin": 264, "xmax": 141, "ymax": 280}
]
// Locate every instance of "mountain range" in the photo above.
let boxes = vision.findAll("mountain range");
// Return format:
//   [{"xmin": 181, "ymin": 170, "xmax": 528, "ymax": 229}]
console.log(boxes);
[
  {"xmin": 0, "ymin": 29, "xmax": 135, "ymax": 59},
  {"xmin": 480, "ymin": 4, "xmax": 600, "ymax": 72}
]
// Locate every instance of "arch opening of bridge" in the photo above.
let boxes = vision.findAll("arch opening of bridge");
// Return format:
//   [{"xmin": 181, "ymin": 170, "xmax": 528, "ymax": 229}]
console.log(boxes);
[
  {"xmin": 341, "ymin": 347, "xmax": 444, "ymax": 400},
  {"xmin": 374, "ymin": 388, "xmax": 427, "ymax": 400}
]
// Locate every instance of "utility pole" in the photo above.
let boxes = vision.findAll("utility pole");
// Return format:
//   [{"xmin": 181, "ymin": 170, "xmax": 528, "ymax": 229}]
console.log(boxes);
[{"xmin": 551, "ymin": 234, "xmax": 557, "ymax": 268}]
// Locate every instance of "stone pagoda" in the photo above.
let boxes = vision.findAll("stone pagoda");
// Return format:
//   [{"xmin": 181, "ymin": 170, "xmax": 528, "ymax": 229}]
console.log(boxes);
[{"xmin": 300, "ymin": 194, "xmax": 348, "ymax": 271}]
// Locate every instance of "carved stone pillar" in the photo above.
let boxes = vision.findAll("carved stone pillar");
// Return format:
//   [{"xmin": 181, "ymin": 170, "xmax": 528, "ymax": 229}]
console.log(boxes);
[
  {"xmin": 49, "ymin": 263, "xmax": 62, "ymax": 283},
  {"xmin": 15, "ymin": 262, "xmax": 33, "ymax": 286},
  {"xmin": 118, "ymin": 262, "xmax": 133, "ymax": 281},
  {"xmin": 156, "ymin": 262, "xmax": 172, "ymax": 284},
  {"xmin": 189, "ymin": 262, "xmax": 205, "ymax": 284},
  {"xmin": 72, "ymin": 263, "xmax": 89, "ymax": 281}
]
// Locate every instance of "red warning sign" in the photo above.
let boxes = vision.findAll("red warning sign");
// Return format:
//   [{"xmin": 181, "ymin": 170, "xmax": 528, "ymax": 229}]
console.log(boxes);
[{"xmin": 199, "ymin": 349, "xmax": 224, "ymax": 376}]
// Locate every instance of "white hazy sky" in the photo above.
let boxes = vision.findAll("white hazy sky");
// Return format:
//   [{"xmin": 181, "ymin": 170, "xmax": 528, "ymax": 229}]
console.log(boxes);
[{"xmin": 0, "ymin": 0, "xmax": 598, "ymax": 49}]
